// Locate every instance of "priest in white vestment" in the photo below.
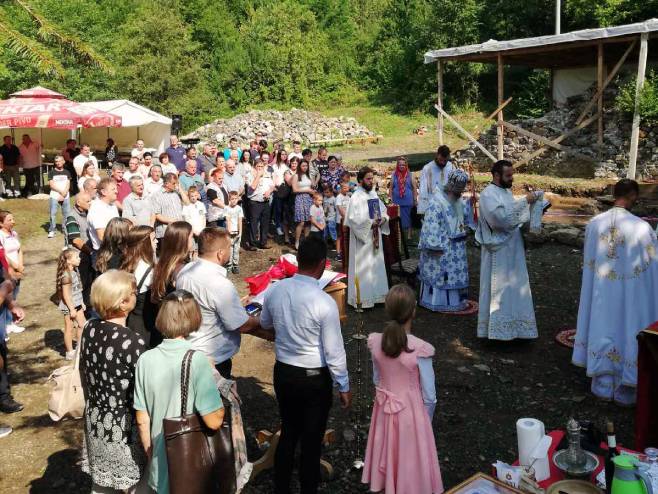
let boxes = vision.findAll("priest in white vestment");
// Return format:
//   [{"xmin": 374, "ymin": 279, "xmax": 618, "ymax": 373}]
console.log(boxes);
[
  {"xmin": 476, "ymin": 160, "xmax": 541, "ymax": 340},
  {"xmin": 345, "ymin": 167, "xmax": 389, "ymax": 308},
  {"xmin": 417, "ymin": 145, "xmax": 455, "ymax": 215},
  {"xmin": 572, "ymin": 179, "xmax": 658, "ymax": 405}
]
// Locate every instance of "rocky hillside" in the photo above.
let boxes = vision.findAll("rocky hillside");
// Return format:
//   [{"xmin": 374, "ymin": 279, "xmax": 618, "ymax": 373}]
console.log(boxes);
[
  {"xmin": 454, "ymin": 86, "xmax": 658, "ymax": 180},
  {"xmin": 185, "ymin": 109, "xmax": 376, "ymax": 147}
]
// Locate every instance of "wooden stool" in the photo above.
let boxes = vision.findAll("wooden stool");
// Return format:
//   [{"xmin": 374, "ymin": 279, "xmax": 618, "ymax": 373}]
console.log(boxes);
[{"xmin": 251, "ymin": 428, "xmax": 336, "ymax": 481}]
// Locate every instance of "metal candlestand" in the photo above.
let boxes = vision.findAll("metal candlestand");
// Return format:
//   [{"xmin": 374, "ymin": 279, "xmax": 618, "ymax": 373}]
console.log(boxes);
[{"xmin": 349, "ymin": 300, "xmax": 369, "ymax": 470}]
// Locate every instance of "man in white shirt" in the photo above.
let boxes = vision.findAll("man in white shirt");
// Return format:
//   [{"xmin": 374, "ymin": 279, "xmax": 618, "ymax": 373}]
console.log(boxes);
[
  {"xmin": 123, "ymin": 156, "xmax": 141, "ymax": 181},
  {"xmin": 176, "ymin": 228, "xmax": 260, "ymax": 378},
  {"xmin": 247, "ymin": 159, "xmax": 274, "ymax": 249},
  {"xmin": 122, "ymin": 176, "xmax": 154, "ymax": 226},
  {"xmin": 87, "ymin": 177, "xmax": 119, "ymax": 254},
  {"xmin": 130, "ymin": 139, "xmax": 145, "ymax": 159},
  {"xmin": 143, "ymin": 164, "xmax": 163, "ymax": 197},
  {"xmin": 288, "ymin": 140, "xmax": 303, "ymax": 161},
  {"xmin": 18, "ymin": 134, "xmax": 41, "ymax": 197},
  {"xmin": 206, "ymin": 169, "xmax": 229, "ymax": 228},
  {"xmin": 72, "ymin": 144, "xmax": 98, "ymax": 178},
  {"xmin": 261, "ymin": 236, "xmax": 351, "ymax": 494},
  {"xmin": 47, "ymin": 155, "xmax": 71, "ymax": 238},
  {"xmin": 418, "ymin": 145, "xmax": 455, "ymax": 215}
]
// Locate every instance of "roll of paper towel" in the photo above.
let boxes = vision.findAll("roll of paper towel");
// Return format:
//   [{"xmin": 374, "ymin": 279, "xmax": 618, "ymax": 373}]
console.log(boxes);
[
  {"xmin": 517, "ymin": 418, "xmax": 545, "ymax": 467},
  {"xmin": 529, "ymin": 435, "xmax": 552, "ymax": 482}
]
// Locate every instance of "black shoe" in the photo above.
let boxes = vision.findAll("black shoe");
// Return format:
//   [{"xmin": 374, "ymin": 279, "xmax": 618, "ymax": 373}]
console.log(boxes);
[
  {"xmin": 0, "ymin": 397, "xmax": 24, "ymax": 413},
  {"xmin": 244, "ymin": 244, "xmax": 257, "ymax": 252},
  {"xmin": 232, "ymin": 266, "xmax": 240, "ymax": 275},
  {"xmin": 258, "ymin": 242, "xmax": 271, "ymax": 250}
]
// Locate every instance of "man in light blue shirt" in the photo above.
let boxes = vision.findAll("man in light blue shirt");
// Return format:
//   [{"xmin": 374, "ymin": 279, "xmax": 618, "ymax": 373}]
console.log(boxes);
[
  {"xmin": 176, "ymin": 227, "xmax": 260, "ymax": 377},
  {"xmin": 260, "ymin": 236, "xmax": 351, "ymax": 494}
]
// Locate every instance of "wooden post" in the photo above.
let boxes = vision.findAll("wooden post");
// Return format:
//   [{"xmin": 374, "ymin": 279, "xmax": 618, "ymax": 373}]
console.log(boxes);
[
  {"xmin": 628, "ymin": 33, "xmax": 649, "ymax": 180},
  {"xmin": 434, "ymin": 105, "xmax": 497, "ymax": 162},
  {"xmin": 437, "ymin": 61, "xmax": 444, "ymax": 145},
  {"xmin": 497, "ymin": 55, "xmax": 504, "ymax": 160},
  {"xmin": 597, "ymin": 42, "xmax": 604, "ymax": 147}
]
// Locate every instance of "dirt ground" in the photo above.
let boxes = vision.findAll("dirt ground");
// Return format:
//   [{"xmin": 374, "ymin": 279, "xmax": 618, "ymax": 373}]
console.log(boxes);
[{"xmin": 0, "ymin": 210, "xmax": 635, "ymax": 493}]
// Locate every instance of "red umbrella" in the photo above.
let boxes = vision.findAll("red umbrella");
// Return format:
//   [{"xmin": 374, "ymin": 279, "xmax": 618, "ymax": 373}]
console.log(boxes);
[{"xmin": 0, "ymin": 86, "xmax": 122, "ymax": 129}]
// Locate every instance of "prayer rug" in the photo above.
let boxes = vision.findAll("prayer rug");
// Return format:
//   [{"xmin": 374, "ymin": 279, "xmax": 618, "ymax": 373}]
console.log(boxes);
[
  {"xmin": 437, "ymin": 299, "xmax": 478, "ymax": 315},
  {"xmin": 555, "ymin": 328, "xmax": 577, "ymax": 348}
]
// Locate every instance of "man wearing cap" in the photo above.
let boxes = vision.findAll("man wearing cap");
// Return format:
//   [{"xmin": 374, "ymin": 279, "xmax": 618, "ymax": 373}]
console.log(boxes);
[{"xmin": 418, "ymin": 169, "xmax": 476, "ymax": 312}]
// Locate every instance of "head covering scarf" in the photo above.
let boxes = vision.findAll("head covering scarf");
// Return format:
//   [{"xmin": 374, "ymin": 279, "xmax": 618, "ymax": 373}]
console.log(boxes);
[{"xmin": 394, "ymin": 158, "xmax": 409, "ymax": 198}]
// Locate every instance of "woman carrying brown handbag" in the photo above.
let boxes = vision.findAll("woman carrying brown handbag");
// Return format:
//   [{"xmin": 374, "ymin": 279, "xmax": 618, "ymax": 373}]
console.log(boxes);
[{"xmin": 133, "ymin": 290, "xmax": 224, "ymax": 494}]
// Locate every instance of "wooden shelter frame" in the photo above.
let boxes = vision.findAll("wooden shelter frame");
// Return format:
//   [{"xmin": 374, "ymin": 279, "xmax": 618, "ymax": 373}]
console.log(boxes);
[{"xmin": 425, "ymin": 21, "xmax": 658, "ymax": 178}]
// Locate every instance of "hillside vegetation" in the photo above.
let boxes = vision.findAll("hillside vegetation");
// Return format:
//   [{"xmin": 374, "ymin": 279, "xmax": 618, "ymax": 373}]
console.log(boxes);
[{"xmin": 1, "ymin": 0, "xmax": 657, "ymax": 131}]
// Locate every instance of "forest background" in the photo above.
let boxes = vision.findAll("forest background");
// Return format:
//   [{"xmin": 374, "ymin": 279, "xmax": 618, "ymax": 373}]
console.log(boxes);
[{"xmin": 1, "ymin": 0, "xmax": 657, "ymax": 133}]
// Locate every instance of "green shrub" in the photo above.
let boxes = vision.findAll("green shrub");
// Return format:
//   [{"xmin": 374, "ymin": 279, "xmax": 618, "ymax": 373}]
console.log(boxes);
[{"xmin": 615, "ymin": 71, "xmax": 658, "ymax": 125}]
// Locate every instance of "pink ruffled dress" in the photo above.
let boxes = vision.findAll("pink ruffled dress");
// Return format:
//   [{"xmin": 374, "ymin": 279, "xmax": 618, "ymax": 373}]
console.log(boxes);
[{"xmin": 362, "ymin": 333, "xmax": 444, "ymax": 494}]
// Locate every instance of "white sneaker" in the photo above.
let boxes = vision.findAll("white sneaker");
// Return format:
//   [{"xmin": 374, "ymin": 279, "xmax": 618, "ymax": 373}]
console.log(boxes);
[
  {"xmin": 6, "ymin": 324, "xmax": 25, "ymax": 334},
  {"xmin": 47, "ymin": 231, "xmax": 55, "ymax": 238},
  {"xmin": 0, "ymin": 425, "xmax": 12, "ymax": 438},
  {"xmin": 276, "ymin": 227, "xmax": 283, "ymax": 235},
  {"xmin": 0, "ymin": 197, "xmax": 5, "ymax": 202},
  {"xmin": 65, "ymin": 350, "xmax": 76, "ymax": 361}
]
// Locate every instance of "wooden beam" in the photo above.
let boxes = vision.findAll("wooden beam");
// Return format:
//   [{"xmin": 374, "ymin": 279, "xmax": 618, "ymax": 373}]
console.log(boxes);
[
  {"xmin": 628, "ymin": 33, "xmax": 649, "ymax": 179},
  {"xmin": 497, "ymin": 54, "xmax": 504, "ymax": 160},
  {"xmin": 597, "ymin": 42, "xmax": 604, "ymax": 147},
  {"xmin": 434, "ymin": 105, "xmax": 497, "ymax": 162},
  {"xmin": 438, "ymin": 61, "xmax": 444, "ymax": 145},
  {"xmin": 501, "ymin": 121, "xmax": 566, "ymax": 151},
  {"xmin": 576, "ymin": 39, "xmax": 637, "ymax": 125},
  {"xmin": 486, "ymin": 97, "xmax": 513, "ymax": 121},
  {"xmin": 513, "ymin": 113, "xmax": 600, "ymax": 169}
]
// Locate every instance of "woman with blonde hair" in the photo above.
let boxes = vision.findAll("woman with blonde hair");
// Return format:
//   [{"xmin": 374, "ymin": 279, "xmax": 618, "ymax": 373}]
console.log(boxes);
[
  {"xmin": 134, "ymin": 290, "xmax": 224, "ymax": 494},
  {"xmin": 362, "ymin": 284, "xmax": 443, "ymax": 494},
  {"xmin": 79, "ymin": 270, "xmax": 147, "ymax": 492},
  {"xmin": 95, "ymin": 217, "xmax": 132, "ymax": 274}
]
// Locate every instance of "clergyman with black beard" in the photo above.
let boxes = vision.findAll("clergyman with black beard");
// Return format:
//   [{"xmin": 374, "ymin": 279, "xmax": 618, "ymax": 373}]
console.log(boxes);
[
  {"xmin": 343, "ymin": 166, "xmax": 390, "ymax": 309},
  {"xmin": 474, "ymin": 160, "xmax": 541, "ymax": 341},
  {"xmin": 418, "ymin": 145, "xmax": 455, "ymax": 214}
]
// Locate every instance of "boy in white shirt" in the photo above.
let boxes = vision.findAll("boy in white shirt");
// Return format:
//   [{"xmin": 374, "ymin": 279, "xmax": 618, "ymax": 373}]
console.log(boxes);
[
  {"xmin": 309, "ymin": 193, "xmax": 326, "ymax": 241},
  {"xmin": 224, "ymin": 191, "xmax": 244, "ymax": 274},
  {"xmin": 181, "ymin": 186, "xmax": 206, "ymax": 236},
  {"xmin": 335, "ymin": 182, "xmax": 351, "ymax": 261}
]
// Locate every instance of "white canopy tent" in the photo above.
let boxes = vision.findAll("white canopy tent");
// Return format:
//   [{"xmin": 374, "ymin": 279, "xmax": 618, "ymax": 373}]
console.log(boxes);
[{"xmin": 79, "ymin": 100, "xmax": 172, "ymax": 154}]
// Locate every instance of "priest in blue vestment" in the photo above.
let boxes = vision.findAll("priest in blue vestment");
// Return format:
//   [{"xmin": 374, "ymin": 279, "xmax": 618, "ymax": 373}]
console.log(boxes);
[{"xmin": 418, "ymin": 169, "xmax": 475, "ymax": 311}]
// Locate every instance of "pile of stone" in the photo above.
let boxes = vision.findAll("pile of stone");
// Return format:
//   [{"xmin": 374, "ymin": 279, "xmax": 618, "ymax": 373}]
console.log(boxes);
[
  {"xmin": 185, "ymin": 108, "xmax": 375, "ymax": 146},
  {"xmin": 454, "ymin": 86, "xmax": 658, "ymax": 180}
]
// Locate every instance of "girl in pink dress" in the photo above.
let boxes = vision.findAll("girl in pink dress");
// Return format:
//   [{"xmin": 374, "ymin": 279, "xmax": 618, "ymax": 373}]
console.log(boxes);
[{"xmin": 362, "ymin": 284, "xmax": 444, "ymax": 494}]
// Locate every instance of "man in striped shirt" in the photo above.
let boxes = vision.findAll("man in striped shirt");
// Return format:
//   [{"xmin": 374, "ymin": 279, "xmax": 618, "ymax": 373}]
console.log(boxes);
[
  {"xmin": 65, "ymin": 192, "xmax": 93, "ymax": 309},
  {"xmin": 150, "ymin": 173, "xmax": 183, "ymax": 241}
]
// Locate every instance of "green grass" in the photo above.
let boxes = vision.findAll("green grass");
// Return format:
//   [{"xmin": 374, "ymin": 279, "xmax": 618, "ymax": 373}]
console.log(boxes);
[{"xmin": 5, "ymin": 198, "xmax": 57, "ymax": 241}]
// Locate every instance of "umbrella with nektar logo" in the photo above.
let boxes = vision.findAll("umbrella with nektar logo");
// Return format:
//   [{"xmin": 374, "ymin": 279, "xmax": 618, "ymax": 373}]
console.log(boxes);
[{"xmin": 0, "ymin": 86, "xmax": 122, "ymax": 129}]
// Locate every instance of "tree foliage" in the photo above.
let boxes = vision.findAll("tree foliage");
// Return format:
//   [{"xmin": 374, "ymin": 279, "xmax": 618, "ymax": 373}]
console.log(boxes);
[{"xmin": 0, "ymin": 0, "xmax": 655, "ymax": 130}]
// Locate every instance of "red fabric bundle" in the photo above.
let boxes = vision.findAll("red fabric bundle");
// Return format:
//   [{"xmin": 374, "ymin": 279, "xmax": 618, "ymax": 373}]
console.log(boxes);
[{"xmin": 244, "ymin": 256, "xmax": 334, "ymax": 295}]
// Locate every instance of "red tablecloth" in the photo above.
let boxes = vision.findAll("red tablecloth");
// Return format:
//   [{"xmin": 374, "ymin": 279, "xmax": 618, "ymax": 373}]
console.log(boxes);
[{"xmin": 509, "ymin": 430, "xmax": 637, "ymax": 488}]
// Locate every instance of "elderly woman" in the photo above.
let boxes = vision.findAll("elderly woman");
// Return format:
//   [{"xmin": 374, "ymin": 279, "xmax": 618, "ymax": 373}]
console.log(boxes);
[
  {"xmin": 79, "ymin": 270, "xmax": 147, "ymax": 492},
  {"xmin": 134, "ymin": 290, "xmax": 224, "ymax": 494}
]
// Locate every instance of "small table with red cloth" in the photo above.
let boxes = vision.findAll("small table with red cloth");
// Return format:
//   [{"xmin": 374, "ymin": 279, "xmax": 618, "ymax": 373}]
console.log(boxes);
[
  {"xmin": 507, "ymin": 430, "xmax": 638, "ymax": 489},
  {"xmin": 636, "ymin": 325, "xmax": 658, "ymax": 451}
]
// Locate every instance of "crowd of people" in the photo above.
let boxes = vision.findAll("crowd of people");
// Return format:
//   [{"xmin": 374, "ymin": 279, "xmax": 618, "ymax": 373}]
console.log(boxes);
[{"xmin": 0, "ymin": 130, "xmax": 655, "ymax": 494}]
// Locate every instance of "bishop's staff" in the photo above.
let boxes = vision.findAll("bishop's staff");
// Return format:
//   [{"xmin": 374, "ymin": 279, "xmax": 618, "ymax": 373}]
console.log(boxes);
[{"xmin": 468, "ymin": 163, "xmax": 478, "ymax": 223}]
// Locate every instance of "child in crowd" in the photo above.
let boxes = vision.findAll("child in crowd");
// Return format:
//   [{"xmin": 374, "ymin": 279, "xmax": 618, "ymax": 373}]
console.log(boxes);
[
  {"xmin": 337, "ymin": 170, "xmax": 357, "ymax": 193},
  {"xmin": 56, "ymin": 248, "xmax": 86, "ymax": 360},
  {"xmin": 322, "ymin": 186, "xmax": 337, "ymax": 248},
  {"xmin": 362, "ymin": 284, "xmax": 443, "ymax": 494},
  {"xmin": 335, "ymin": 182, "xmax": 351, "ymax": 261},
  {"xmin": 224, "ymin": 191, "xmax": 244, "ymax": 274},
  {"xmin": 309, "ymin": 192, "xmax": 326, "ymax": 240},
  {"xmin": 181, "ymin": 186, "xmax": 206, "ymax": 236}
]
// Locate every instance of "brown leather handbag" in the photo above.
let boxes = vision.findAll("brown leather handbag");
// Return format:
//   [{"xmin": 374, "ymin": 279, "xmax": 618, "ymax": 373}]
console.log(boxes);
[{"xmin": 163, "ymin": 350, "xmax": 236, "ymax": 494}]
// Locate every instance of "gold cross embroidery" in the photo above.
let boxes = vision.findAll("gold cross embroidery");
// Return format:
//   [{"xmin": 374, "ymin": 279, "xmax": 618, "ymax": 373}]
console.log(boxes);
[{"xmin": 600, "ymin": 226, "xmax": 625, "ymax": 259}]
